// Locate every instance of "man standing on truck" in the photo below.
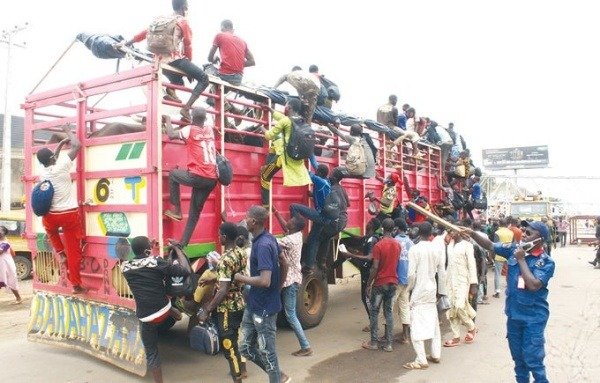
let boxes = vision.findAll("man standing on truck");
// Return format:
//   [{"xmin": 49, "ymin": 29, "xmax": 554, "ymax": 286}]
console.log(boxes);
[
  {"xmin": 163, "ymin": 110, "xmax": 218, "ymax": 247},
  {"xmin": 122, "ymin": 0, "xmax": 209, "ymax": 121},
  {"xmin": 36, "ymin": 125, "xmax": 86, "ymax": 294},
  {"xmin": 274, "ymin": 66, "xmax": 321, "ymax": 125},
  {"xmin": 122, "ymin": 236, "xmax": 189, "ymax": 383},
  {"xmin": 234, "ymin": 206, "xmax": 291, "ymax": 383},
  {"xmin": 207, "ymin": 19, "xmax": 255, "ymax": 86},
  {"xmin": 259, "ymin": 99, "xmax": 311, "ymax": 207}
]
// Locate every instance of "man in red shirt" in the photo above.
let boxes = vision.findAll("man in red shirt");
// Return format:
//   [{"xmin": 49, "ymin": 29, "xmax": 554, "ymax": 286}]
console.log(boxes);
[
  {"xmin": 208, "ymin": 20, "xmax": 255, "ymax": 86},
  {"xmin": 508, "ymin": 216, "xmax": 523, "ymax": 243},
  {"xmin": 164, "ymin": 108, "xmax": 218, "ymax": 247},
  {"xmin": 123, "ymin": 0, "xmax": 209, "ymax": 121},
  {"xmin": 362, "ymin": 218, "xmax": 400, "ymax": 352}
]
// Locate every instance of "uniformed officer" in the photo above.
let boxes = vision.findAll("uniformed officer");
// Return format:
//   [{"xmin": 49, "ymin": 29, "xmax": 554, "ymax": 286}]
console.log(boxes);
[{"xmin": 464, "ymin": 221, "xmax": 555, "ymax": 383}]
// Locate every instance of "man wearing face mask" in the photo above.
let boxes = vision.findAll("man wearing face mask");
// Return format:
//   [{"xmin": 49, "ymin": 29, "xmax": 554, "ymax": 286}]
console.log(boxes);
[{"xmin": 463, "ymin": 221, "xmax": 555, "ymax": 383}]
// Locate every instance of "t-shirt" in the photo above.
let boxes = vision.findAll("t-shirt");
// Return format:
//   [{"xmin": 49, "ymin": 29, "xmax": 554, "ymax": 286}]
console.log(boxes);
[
  {"xmin": 40, "ymin": 155, "xmax": 78, "ymax": 211},
  {"xmin": 494, "ymin": 227, "xmax": 514, "ymax": 262},
  {"xmin": 278, "ymin": 231, "xmax": 303, "ymax": 287},
  {"xmin": 397, "ymin": 112, "xmax": 407, "ymax": 130},
  {"xmin": 247, "ymin": 230, "xmax": 281, "ymax": 316},
  {"xmin": 215, "ymin": 247, "xmax": 248, "ymax": 313},
  {"xmin": 509, "ymin": 226, "xmax": 523, "ymax": 242},
  {"xmin": 212, "ymin": 31, "xmax": 248, "ymax": 75},
  {"xmin": 179, "ymin": 125, "xmax": 218, "ymax": 179},
  {"xmin": 372, "ymin": 237, "xmax": 400, "ymax": 287},
  {"xmin": 435, "ymin": 125, "xmax": 453, "ymax": 144},
  {"xmin": 471, "ymin": 183, "xmax": 482, "ymax": 200}
]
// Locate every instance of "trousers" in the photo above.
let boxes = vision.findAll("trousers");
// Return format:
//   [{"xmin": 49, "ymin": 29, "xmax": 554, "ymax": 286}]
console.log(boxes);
[
  {"xmin": 507, "ymin": 319, "xmax": 548, "ymax": 383},
  {"xmin": 42, "ymin": 209, "xmax": 84, "ymax": 287}
]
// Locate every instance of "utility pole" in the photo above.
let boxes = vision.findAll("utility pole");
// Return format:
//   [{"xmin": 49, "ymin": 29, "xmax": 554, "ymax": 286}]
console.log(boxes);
[{"xmin": 1, "ymin": 23, "xmax": 27, "ymax": 212}]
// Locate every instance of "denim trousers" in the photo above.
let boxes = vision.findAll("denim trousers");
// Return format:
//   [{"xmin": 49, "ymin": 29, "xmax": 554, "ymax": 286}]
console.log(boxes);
[
  {"xmin": 239, "ymin": 309, "xmax": 280, "ymax": 383},
  {"xmin": 370, "ymin": 284, "xmax": 397, "ymax": 345},
  {"xmin": 290, "ymin": 203, "xmax": 331, "ymax": 267},
  {"xmin": 282, "ymin": 282, "xmax": 310, "ymax": 350}
]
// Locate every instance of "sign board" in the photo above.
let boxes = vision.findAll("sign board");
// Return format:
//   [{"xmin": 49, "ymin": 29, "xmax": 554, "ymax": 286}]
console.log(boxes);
[{"xmin": 482, "ymin": 145, "xmax": 549, "ymax": 170}]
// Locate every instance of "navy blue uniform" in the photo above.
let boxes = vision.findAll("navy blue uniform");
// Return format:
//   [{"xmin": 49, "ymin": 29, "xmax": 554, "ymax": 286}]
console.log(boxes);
[{"xmin": 494, "ymin": 243, "xmax": 555, "ymax": 383}]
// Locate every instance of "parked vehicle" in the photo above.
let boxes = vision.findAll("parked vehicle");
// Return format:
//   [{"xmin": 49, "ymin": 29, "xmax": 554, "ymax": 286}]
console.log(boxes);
[{"xmin": 0, "ymin": 209, "xmax": 33, "ymax": 280}]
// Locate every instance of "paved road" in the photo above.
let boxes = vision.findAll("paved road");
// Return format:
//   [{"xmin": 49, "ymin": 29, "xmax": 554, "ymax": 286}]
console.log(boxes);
[{"xmin": 2, "ymin": 245, "xmax": 599, "ymax": 382}]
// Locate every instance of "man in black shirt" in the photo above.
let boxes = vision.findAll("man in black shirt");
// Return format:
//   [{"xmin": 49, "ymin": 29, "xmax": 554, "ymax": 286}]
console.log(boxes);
[{"xmin": 122, "ymin": 237, "xmax": 189, "ymax": 383}]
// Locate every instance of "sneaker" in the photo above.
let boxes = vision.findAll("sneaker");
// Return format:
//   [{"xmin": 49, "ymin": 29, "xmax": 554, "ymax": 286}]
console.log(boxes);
[
  {"xmin": 291, "ymin": 348, "xmax": 313, "ymax": 357},
  {"xmin": 72, "ymin": 285, "xmax": 88, "ymax": 295},
  {"xmin": 164, "ymin": 210, "xmax": 183, "ymax": 221},
  {"xmin": 382, "ymin": 344, "xmax": 393, "ymax": 352}
]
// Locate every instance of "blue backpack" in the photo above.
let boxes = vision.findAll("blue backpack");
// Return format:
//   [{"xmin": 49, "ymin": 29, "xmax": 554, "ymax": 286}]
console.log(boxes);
[{"xmin": 31, "ymin": 180, "xmax": 54, "ymax": 216}]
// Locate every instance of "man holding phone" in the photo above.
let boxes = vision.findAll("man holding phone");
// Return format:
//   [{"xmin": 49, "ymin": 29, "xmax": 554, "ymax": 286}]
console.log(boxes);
[{"xmin": 463, "ymin": 221, "xmax": 555, "ymax": 383}]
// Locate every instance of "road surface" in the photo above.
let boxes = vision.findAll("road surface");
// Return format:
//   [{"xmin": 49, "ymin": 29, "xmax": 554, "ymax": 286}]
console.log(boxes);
[{"xmin": 1, "ymin": 245, "xmax": 599, "ymax": 382}]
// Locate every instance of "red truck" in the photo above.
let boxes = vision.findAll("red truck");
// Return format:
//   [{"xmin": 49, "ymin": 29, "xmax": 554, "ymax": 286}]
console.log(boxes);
[{"xmin": 23, "ymin": 62, "xmax": 444, "ymax": 375}]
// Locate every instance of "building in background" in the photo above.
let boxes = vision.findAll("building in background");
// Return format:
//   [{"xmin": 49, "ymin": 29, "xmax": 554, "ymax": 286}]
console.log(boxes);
[{"xmin": 0, "ymin": 114, "xmax": 25, "ymax": 208}]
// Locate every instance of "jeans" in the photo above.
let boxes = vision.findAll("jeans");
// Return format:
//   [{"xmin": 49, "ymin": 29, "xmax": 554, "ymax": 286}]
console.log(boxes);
[
  {"xmin": 558, "ymin": 232, "xmax": 567, "ymax": 247},
  {"xmin": 215, "ymin": 310, "xmax": 244, "ymax": 380},
  {"xmin": 165, "ymin": 58, "xmax": 209, "ymax": 97},
  {"xmin": 168, "ymin": 169, "xmax": 217, "ymax": 246},
  {"xmin": 239, "ymin": 309, "xmax": 280, "ymax": 383},
  {"xmin": 507, "ymin": 319, "xmax": 548, "ymax": 383},
  {"xmin": 282, "ymin": 283, "xmax": 310, "ymax": 350},
  {"xmin": 140, "ymin": 320, "xmax": 161, "ymax": 370},
  {"xmin": 290, "ymin": 203, "xmax": 331, "ymax": 268},
  {"xmin": 218, "ymin": 72, "xmax": 243, "ymax": 86},
  {"xmin": 370, "ymin": 284, "xmax": 397, "ymax": 345},
  {"xmin": 494, "ymin": 260, "xmax": 505, "ymax": 293}
]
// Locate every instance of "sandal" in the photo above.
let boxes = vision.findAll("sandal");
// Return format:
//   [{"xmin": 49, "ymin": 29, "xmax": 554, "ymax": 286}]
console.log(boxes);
[
  {"xmin": 465, "ymin": 329, "xmax": 478, "ymax": 344},
  {"xmin": 443, "ymin": 338, "xmax": 460, "ymax": 347},
  {"xmin": 164, "ymin": 210, "xmax": 183, "ymax": 221},
  {"xmin": 403, "ymin": 361, "xmax": 429, "ymax": 370}
]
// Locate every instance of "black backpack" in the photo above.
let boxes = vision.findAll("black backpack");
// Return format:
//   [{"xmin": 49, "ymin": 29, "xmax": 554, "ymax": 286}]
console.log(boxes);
[
  {"xmin": 450, "ymin": 191, "xmax": 466, "ymax": 210},
  {"xmin": 320, "ymin": 76, "xmax": 341, "ymax": 101},
  {"xmin": 285, "ymin": 116, "xmax": 316, "ymax": 161},
  {"xmin": 322, "ymin": 190, "xmax": 341, "ymax": 220},
  {"xmin": 165, "ymin": 245, "xmax": 199, "ymax": 297}
]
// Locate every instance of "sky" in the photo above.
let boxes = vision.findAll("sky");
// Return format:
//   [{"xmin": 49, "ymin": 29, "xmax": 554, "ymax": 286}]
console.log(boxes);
[{"xmin": 1, "ymin": 0, "xmax": 599, "ymax": 212}]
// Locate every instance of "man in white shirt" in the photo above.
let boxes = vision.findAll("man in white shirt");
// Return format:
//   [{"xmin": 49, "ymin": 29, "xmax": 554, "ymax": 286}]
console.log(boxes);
[{"xmin": 36, "ymin": 125, "xmax": 86, "ymax": 294}]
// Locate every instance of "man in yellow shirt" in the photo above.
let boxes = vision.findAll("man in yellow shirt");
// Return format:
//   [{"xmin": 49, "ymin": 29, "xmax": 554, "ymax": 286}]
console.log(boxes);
[
  {"xmin": 260, "ymin": 98, "xmax": 311, "ymax": 206},
  {"xmin": 493, "ymin": 218, "xmax": 514, "ymax": 298}
]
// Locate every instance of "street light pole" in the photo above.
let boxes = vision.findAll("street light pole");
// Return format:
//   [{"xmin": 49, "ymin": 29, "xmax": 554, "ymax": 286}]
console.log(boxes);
[{"xmin": 1, "ymin": 23, "xmax": 27, "ymax": 212}]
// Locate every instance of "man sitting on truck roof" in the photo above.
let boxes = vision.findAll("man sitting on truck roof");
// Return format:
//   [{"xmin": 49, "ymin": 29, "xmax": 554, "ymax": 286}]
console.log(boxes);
[
  {"xmin": 36, "ymin": 125, "xmax": 86, "ymax": 294},
  {"xmin": 163, "ymin": 109, "xmax": 218, "ymax": 247},
  {"xmin": 207, "ymin": 19, "xmax": 255, "ymax": 86}
]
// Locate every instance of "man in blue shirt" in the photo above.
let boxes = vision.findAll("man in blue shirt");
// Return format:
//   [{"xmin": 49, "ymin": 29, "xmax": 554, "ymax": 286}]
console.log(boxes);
[
  {"xmin": 394, "ymin": 218, "xmax": 414, "ymax": 344},
  {"xmin": 235, "ymin": 206, "xmax": 290, "ymax": 383},
  {"xmin": 289, "ymin": 158, "xmax": 332, "ymax": 271},
  {"xmin": 465, "ymin": 221, "xmax": 555, "ymax": 383}
]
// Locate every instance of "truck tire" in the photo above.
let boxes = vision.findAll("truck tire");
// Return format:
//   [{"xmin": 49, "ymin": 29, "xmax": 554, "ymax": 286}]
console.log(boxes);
[
  {"xmin": 14, "ymin": 255, "xmax": 32, "ymax": 280},
  {"xmin": 297, "ymin": 271, "xmax": 328, "ymax": 329}
]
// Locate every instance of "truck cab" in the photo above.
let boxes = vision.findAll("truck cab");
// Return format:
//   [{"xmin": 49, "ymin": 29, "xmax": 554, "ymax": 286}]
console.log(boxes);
[{"xmin": 0, "ymin": 209, "xmax": 32, "ymax": 280}]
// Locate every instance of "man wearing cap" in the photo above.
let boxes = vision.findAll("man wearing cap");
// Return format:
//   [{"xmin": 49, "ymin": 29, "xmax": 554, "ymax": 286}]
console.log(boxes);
[
  {"xmin": 464, "ymin": 221, "xmax": 555, "ymax": 383},
  {"xmin": 36, "ymin": 125, "xmax": 86, "ymax": 294}
]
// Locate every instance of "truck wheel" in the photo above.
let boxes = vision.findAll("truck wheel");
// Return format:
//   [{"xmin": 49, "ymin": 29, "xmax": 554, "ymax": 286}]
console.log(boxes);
[
  {"xmin": 14, "ymin": 255, "xmax": 32, "ymax": 280},
  {"xmin": 297, "ymin": 271, "xmax": 328, "ymax": 329}
]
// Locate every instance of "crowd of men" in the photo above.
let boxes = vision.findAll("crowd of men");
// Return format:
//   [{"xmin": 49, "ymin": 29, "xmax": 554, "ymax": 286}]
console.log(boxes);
[{"xmin": 31, "ymin": 1, "xmax": 561, "ymax": 383}]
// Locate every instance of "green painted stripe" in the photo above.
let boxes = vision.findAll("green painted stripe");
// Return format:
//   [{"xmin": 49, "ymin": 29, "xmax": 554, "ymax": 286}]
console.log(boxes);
[
  {"xmin": 341, "ymin": 227, "xmax": 361, "ymax": 237},
  {"xmin": 116, "ymin": 143, "xmax": 133, "ymax": 161},
  {"xmin": 129, "ymin": 142, "xmax": 145, "ymax": 160},
  {"xmin": 184, "ymin": 242, "xmax": 217, "ymax": 259}
]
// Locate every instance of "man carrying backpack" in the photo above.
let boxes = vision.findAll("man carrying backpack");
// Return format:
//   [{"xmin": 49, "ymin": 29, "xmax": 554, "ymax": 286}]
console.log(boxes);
[
  {"xmin": 36, "ymin": 125, "xmax": 86, "ymax": 294},
  {"xmin": 274, "ymin": 66, "xmax": 321, "ymax": 125},
  {"xmin": 259, "ymin": 99, "xmax": 311, "ymax": 207},
  {"xmin": 122, "ymin": 0, "xmax": 209, "ymax": 122},
  {"xmin": 326, "ymin": 123, "xmax": 376, "ymax": 180},
  {"xmin": 163, "ymin": 110, "xmax": 218, "ymax": 247}
]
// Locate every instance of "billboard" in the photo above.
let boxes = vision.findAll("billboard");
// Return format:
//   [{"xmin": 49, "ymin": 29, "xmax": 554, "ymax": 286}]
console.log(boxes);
[{"xmin": 482, "ymin": 145, "xmax": 549, "ymax": 170}]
